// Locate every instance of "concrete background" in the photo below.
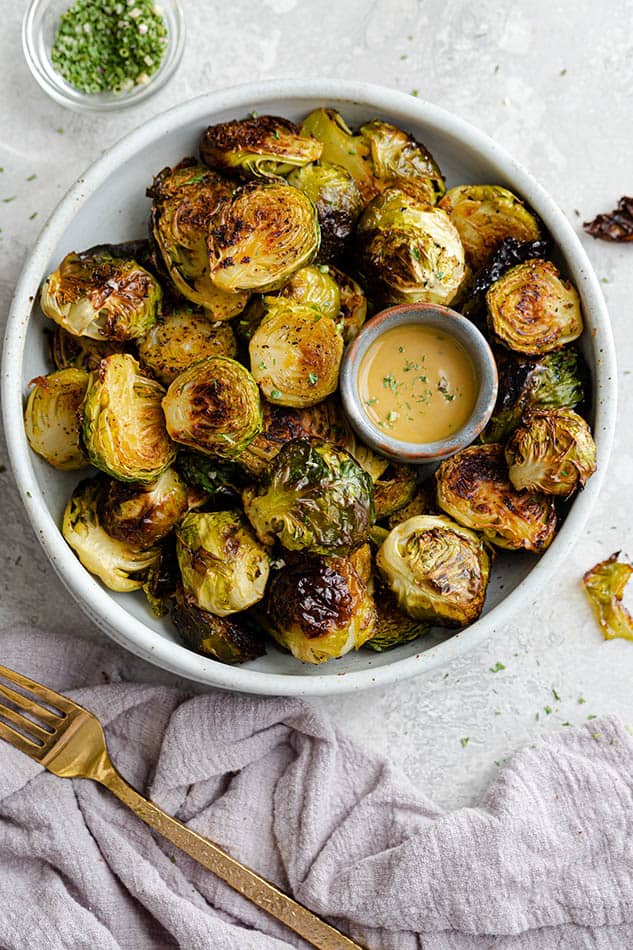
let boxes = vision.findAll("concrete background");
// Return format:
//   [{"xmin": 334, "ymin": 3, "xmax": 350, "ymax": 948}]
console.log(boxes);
[{"xmin": 1, "ymin": 0, "xmax": 632, "ymax": 810}]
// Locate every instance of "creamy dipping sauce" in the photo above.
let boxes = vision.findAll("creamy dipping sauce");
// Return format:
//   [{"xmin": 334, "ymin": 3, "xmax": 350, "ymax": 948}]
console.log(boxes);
[{"xmin": 358, "ymin": 324, "xmax": 478, "ymax": 444}]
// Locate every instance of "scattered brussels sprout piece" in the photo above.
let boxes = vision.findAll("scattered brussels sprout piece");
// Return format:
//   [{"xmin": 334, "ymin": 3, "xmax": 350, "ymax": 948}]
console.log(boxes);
[
  {"xmin": 40, "ymin": 250, "xmax": 162, "ymax": 341},
  {"xmin": 287, "ymin": 160, "xmax": 363, "ymax": 260},
  {"xmin": 82, "ymin": 353, "xmax": 175, "ymax": 483},
  {"xmin": 359, "ymin": 119, "xmax": 445, "ymax": 203},
  {"xmin": 24, "ymin": 368, "xmax": 89, "ymax": 471},
  {"xmin": 373, "ymin": 463, "xmax": 418, "ymax": 519},
  {"xmin": 328, "ymin": 266, "xmax": 368, "ymax": 344},
  {"xmin": 386, "ymin": 482, "xmax": 438, "ymax": 529},
  {"xmin": 98, "ymin": 468, "xmax": 193, "ymax": 548},
  {"xmin": 244, "ymin": 438, "xmax": 374, "ymax": 556},
  {"xmin": 365, "ymin": 579, "xmax": 429, "ymax": 651},
  {"xmin": 143, "ymin": 539, "xmax": 180, "ymax": 617},
  {"xmin": 175, "ymin": 451, "xmax": 247, "ymax": 506},
  {"xmin": 300, "ymin": 108, "xmax": 378, "ymax": 203},
  {"xmin": 356, "ymin": 187, "xmax": 465, "ymax": 306},
  {"xmin": 162, "ymin": 356, "xmax": 262, "ymax": 459},
  {"xmin": 49, "ymin": 325, "xmax": 125, "ymax": 372},
  {"xmin": 376, "ymin": 514, "xmax": 491, "ymax": 626},
  {"xmin": 439, "ymin": 185, "xmax": 542, "ymax": 270},
  {"xmin": 487, "ymin": 259, "xmax": 583, "ymax": 355},
  {"xmin": 200, "ymin": 115, "xmax": 322, "ymax": 180},
  {"xmin": 137, "ymin": 306, "xmax": 237, "ymax": 385},
  {"xmin": 62, "ymin": 477, "xmax": 160, "ymax": 592},
  {"xmin": 208, "ymin": 181, "xmax": 320, "ymax": 293},
  {"xmin": 436, "ymin": 443, "xmax": 556, "ymax": 552},
  {"xmin": 249, "ymin": 301, "xmax": 343, "ymax": 408},
  {"xmin": 279, "ymin": 265, "xmax": 341, "ymax": 321},
  {"xmin": 583, "ymin": 552, "xmax": 633, "ymax": 642},
  {"xmin": 505, "ymin": 408, "xmax": 597, "ymax": 497},
  {"xmin": 176, "ymin": 510, "xmax": 270, "ymax": 616},
  {"xmin": 171, "ymin": 587, "xmax": 266, "ymax": 663}
]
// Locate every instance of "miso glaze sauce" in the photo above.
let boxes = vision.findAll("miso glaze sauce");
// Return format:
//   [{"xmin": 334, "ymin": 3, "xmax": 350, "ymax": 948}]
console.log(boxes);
[{"xmin": 358, "ymin": 325, "xmax": 478, "ymax": 443}]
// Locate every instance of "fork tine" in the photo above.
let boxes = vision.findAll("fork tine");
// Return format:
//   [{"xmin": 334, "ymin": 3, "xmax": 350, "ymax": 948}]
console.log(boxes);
[
  {"xmin": 0, "ymin": 700, "xmax": 52, "ymax": 744},
  {"xmin": 0, "ymin": 663, "xmax": 77, "ymax": 716},
  {"xmin": 0, "ymin": 718, "xmax": 45, "ymax": 759},
  {"xmin": 0, "ymin": 681, "xmax": 62, "ymax": 728}
]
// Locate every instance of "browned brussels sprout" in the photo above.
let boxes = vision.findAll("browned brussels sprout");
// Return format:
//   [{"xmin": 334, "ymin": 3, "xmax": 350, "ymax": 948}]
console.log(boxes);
[
  {"xmin": 386, "ymin": 482, "xmax": 438, "ymax": 529},
  {"xmin": 328, "ymin": 266, "xmax": 368, "ymax": 344},
  {"xmin": 143, "ymin": 539, "xmax": 180, "ymax": 617},
  {"xmin": 49, "ymin": 325, "xmax": 125, "ymax": 372},
  {"xmin": 583, "ymin": 553, "xmax": 633, "ymax": 642},
  {"xmin": 175, "ymin": 451, "xmax": 247, "ymax": 506},
  {"xmin": 279, "ymin": 264, "xmax": 341, "ymax": 321},
  {"xmin": 373, "ymin": 463, "xmax": 418, "ymax": 520},
  {"xmin": 200, "ymin": 115, "xmax": 322, "ymax": 180},
  {"xmin": 137, "ymin": 306, "xmax": 237, "ymax": 385},
  {"xmin": 98, "ymin": 468, "xmax": 195, "ymax": 548},
  {"xmin": 435, "ymin": 443, "xmax": 557, "ymax": 552},
  {"xmin": 162, "ymin": 356, "xmax": 262, "ymax": 459},
  {"xmin": 171, "ymin": 588, "xmax": 266, "ymax": 663},
  {"xmin": 505, "ymin": 408, "xmax": 597, "ymax": 496},
  {"xmin": 24, "ymin": 368, "xmax": 89, "ymax": 471},
  {"xmin": 365, "ymin": 580, "xmax": 430, "ymax": 651},
  {"xmin": 487, "ymin": 259, "xmax": 583, "ymax": 355},
  {"xmin": 287, "ymin": 160, "xmax": 363, "ymax": 260}
]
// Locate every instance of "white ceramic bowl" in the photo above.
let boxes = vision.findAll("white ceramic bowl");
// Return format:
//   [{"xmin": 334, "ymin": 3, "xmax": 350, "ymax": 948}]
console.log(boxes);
[{"xmin": 2, "ymin": 80, "xmax": 617, "ymax": 696}]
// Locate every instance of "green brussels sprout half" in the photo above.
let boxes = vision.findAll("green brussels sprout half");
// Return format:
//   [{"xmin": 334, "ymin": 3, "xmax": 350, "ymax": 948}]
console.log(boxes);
[
  {"xmin": 279, "ymin": 264, "xmax": 341, "ymax": 321},
  {"xmin": 300, "ymin": 108, "xmax": 378, "ymax": 204},
  {"xmin": 82, "ymin": 353, "xmax": 175, "ymax": 483},
  {"xmin": 137, "ymin": 306, "xmax": 237, "ymax": 385},
  {"xmin": 176, "ymin": 510, "xmax": 270, "ymax": 617},
  {"xmin": 436, "ymin": 443, "xmax": 557, "ymax": 552},
  {"xmin": 365, "ymin": 579, "xmax": 429, "ymax": 652},
  {"xmin": 62, "ymin": 477, "xmax": 161, "ymax": 592},
  {"xmin": 376, "ymin": 514, "xmax": 491, "ymax": 626},
  {"xmin": 249, "ymin": 302, "xmax": 343, "ymax": 408},
  {"xmin": 24, "ymin": 368, "xmax": 89, "ymax": 471},
  {"xmin": 373, "ymin": 463, "xmax": 418, "ymax": 520},
  {"xmin": 208, "ymin": 181, "xmax": 320, "ymax": 293},
  {"xmin": 359, "ymin": 119, "xmax": 445, "ymax": 204},
  {"xmin": 98, "ymin": 468, "xmax": 195, "ymax": 548},
  {"xmin": 356, "ymin": 187, "xmax": 465, "ymax": 306},
  {"xmin": 583, "ymin": 553, "xmax": 633, "ymax": 643},
  {"xmin": 487, "ymin": 259, "xmax": 583, "ymax": 355},
  {"xmin": 200, "ymin": 115, "xmax": 322, "ymax": 180},
  {"xmin": 162, "ymin": 356, "xmax": 262, "ymax": 459},
  {"xmin": 49, "ymin": 325, "xmax": 125, "ymax": 372},
  {"xmin": 40, "ymin": 250, "xmax": 162, "ymax": 342},
  {"xmin": 505, "ymin": 408, "xmax": 597, "ymax": 497},
  {"xmin": 175, "ymin": 451, "xmax": 247, "ymax": 506},
  {"xmin": 171, "ymin": 588, "xmax": 266, "ymax": 663},
  {"xmin": 287, "ymin": 160, "xmax": 363, "ymax": 260},
  {"xmin": 243, "ymin": 437, "xmax": 374, "ymax": 556},
  {"xmin": 328, "ymin": 266, "xmax": 368, "ymax": 344},
  {"xmin": 439, "ymin": 185, "xmax": 542, "ymax": 271}
]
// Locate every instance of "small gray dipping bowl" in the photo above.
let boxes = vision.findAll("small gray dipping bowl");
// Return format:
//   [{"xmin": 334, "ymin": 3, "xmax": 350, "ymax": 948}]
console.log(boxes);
[{"xmin": 340, "ymin": 303, "xmax": 499, "ymax": 463}]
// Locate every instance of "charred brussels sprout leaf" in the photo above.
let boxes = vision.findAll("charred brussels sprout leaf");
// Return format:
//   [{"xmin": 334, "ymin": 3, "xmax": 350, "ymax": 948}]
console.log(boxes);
[
  {"xmin": 583, "ymin": 552, "xmax": 633, "ymax": 642},
  {"xmin": 436, "ymin": 443, "xmax": 556, "ymax": 552},
  {"xmin": 83, "ymin": 353, "xmax": 175, "ymax": 483},
  {"xmin": 244, "ymin": 438, "xmax": 374, "ymax": 556},
  {"xmin": 373, "ymin": 463, "xmax": 418, "ymax": 520},
  {"xmin": 62, "ymin": 477, "xmax": 161, "ymax": 592},
  {"xmin": 49, "ymin": 325, "xmax": 125, "ymax": 372},
  {"xmin": 208, "ymin": 181, "xmax": 320, "ymax": 293},
  {"xmin": 137, "ymin": 306, "xmax": 237, "ymax": 385},
  {"xmin": 359, "ymin": 119, "xmax": 445, "ymax": 203},
  {"xmin": 162, "ymin": 356, "xmax": 262, "ymax": 459},
  {"xmin": 487, "ymin": 258, "xmax": 583, "ymax": 355},
  {"xmin": 287, "ymin": 160, "xmax": 363, "ymax": 261},
  {"xmin": 175, "ymin": 451, "xmax": 247, "ymax": 505},
  {"xmin": 200, "ymin": 115, "xmax": 322, "ymax": 180},
  {"xmin": 505, "ymin": 408, "xmax": 597, "ymax": 497},
  {"xmin": 40, "ymin": 251, "xmax": 161, "ymax": 341},
  {"xmin": 176, "ymin": 510, "xmax": 270, "ymax": 616},
  {"xmin": 98, "ymin": 468, "xmax": 193, "ymax": 548},
  {"xmin": 583, "ymin": 196, "xmax": 633, "ymax": 243},
  {"xmin": 171, "ymin": 588, "xmax": 266, "ymax": 663},
  {"xmin": 376, "ymin": 514, "xmax": 491, "ymax": 626},
  {"xmin": 143, "ymin": 539, "xmax": 180, "ymax": 616},
  {"xmin": 279, "ymin": 265, "xmax": 341, "ymax": 321},
  {"xmin": 24, "ymin": 368, "xmax": 89, "ymax": 471},
  {"xmin": 328, "ymin": 266, "xmax": 368, "ymax": 344}
]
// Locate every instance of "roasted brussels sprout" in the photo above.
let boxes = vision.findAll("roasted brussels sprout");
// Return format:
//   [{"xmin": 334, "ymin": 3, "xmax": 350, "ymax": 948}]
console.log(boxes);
[
  {"xmin": 300, "ymin": 109, "xmax": 378, "ymax": 203},
  {"xmin": 287, "ymin": 160, "xmax": 363, "ymax": 260},
  {"xmin": 249, "ymin": 302, "xmax": 343, "ymax": 408},
  {"xmin": 162, "ymin": 356, "xmax": 262, "ymax": 459},
  {"xmin": 62, "ymin": 478, "xmax": 160, "ymax": 592},
  {"xmin": 143, "ymin": 539, "xmax": 180, "ymax": 617},
  {"xmin": 365, "ymin": 581, "xmax": 430, "ymax": 651},
  {"xmin": 82, "ymin": 353, "xmax": 175, "ymax": 483},
  {"xmin": 40, "ymin": 250, "xmax": 162, "ymax": 341},
  {"xmin": 175, "ymin": 451, "xmax": 247, "ymax": 506},
  {"xmin": 279, "ymin": 265, "xmax": 341, "ymax": 321},
  {"xmin": 436, "ymin": 443, "xmax": 557, "ymax": 552},
  {"xmin": 356, "ymin": 188, "xmax": 465, "ymax": 306},
  {"xmin": 373, "ymin": 463, "xmax": 418, "ymax": 520},
  {"xmin": 386, "ymin": 483, "xmax": 438, "ymax": 529},
  {"xmin": 438, "ymin": 185, "xmax": 542, "ymax": 270},
  {"xmin": 137, "ymin": 306, "xmax": 237, "ymax": 385},
  {"xmin": 24, "ymin": 368, "xmax": 89, "ymax": 471},
  {"xmin": 262, "ymin": 553, "xmax": 376, "ymax": 664},
  {"xmin": 461, "ymin": 237, "xmax": 551, "ymax": 319},
  {"xmin": 244, "ymin": 438, "xmax": 374, "ymax": 556},
  {"xmin": 176, "ymin": 510, "xmax": 270, "ymax": 616},
  {"xmin": 49, "ymin": 325, "xmax": 125, "ymax": 372},
  {"xmin": 583, "ymin": 553, "xmax": 633, "ymax": 642},
  {"xmin": 171, "ymin": 587, "xmax": 266, "ymax": 663},
  {"xmin": 201, "ymin": 115, "xmax": 322, "ymax": 180},
  {"xmin": 487, "ymin": 259, "xmax": 583, "ymax": 355},
  {"xmin": 208, "ymin": 181, "xmax": 320, "ymax": 293},
  {"xmin": 505, "ymin": 408, "xmax": 597, "ymax": 497},
  {"xmin": 98, "ymin": 468, "xmax": 195, "ymax": 548},
  {"xmin": 328, "ymin": 266, "xmax": 368, "ymax": 344}
]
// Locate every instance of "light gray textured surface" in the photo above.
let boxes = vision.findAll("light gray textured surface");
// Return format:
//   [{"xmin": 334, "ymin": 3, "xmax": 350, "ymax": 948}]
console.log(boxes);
[{"xmin": 1, "ymin": 0, "xmax": 632, "ymax": 810}]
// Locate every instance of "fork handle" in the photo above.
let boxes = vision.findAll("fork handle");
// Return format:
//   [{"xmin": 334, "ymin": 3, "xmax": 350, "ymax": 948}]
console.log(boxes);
[{"xmin": 100, "ymin": 769, "xmax": 362, "ymax": 950}]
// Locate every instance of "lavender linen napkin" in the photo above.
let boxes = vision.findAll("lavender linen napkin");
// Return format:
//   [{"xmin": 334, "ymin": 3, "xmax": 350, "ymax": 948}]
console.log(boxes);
[{"xmin": 1, "ymin": 628, "xmax": 633, "ymax": 950}]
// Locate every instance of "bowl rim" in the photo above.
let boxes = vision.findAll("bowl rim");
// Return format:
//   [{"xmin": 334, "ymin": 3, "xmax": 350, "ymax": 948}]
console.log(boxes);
[{"xmin": 1, "ymin": 79, "xmax": 617, "ymax": 696}]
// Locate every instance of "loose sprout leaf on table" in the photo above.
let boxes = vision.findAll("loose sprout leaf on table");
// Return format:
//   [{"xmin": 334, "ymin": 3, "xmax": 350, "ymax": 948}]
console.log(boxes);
[
  {"xmin": 583, "ymin": 197, "xmax": 633, "ymax": 242},
  {"xmin": 583, "ymin": 552, "xmax": 633, "ymax": 642}
]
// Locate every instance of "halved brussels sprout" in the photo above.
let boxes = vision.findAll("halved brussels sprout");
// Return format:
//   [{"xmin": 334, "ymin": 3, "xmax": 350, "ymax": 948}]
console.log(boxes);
[
  {"xmin": 137, "ymin": 306, "xmax": 237, "ymax": 385},
  {"xmin": 300, "ymin": 109, "xmax": 377, "ymax": 203},
  {"xmin": 460, "ymin": 237, "xmax": 551, "ymax": 320},
  {"xmin": 24, "ymin": 368, "xmax": 89, "ymax": 471},
  {"xmin": 98, "ymin": 468, "xmax": 195, "ymax": 548},
  {"xmin": 171, "ymin": 588, "xmax": 266, "ymax": 663},
  {"xmin": 40, "ymin": 251, "xmax": 162, "ymax": 341},
  {"xmin": 356, "ymin": 188, "xmax": 465, "ymax": 306},
  {"xmin": 505, "ymin": 408, "xmax": 597, "ymax": 496},
  {"xmin": 583, "ymin": 553, "xmax": 633, "ymax": 642},
  {"xmin": 287, "ymin": 160, "xmax": 363, "ymax": 260},
  {"xmin": 176, "ymin": 510, "xmax": 270, "ymax": 616},
  {"xmin": 62, "ymin": 477, "xmax": 160, "ymax": 592},
  {"xmin": 386, "ymin": 483, "xmax": 438, "ymax": 529},
  {"xmin": 365, "ymin": 580, "xmax": 430, "ymax": 651},
  {"xmin": 162, "ymin": 356, "xmax": 262, "ymax": 459},
  {"xmin": 262, "ymin": 553, "xmax": 376, "ymax": 664},
  {"xmin": 328, "ymin": 266, "xmax": 368, "ymax": 344},
  {"xmin": 243, "ymin": 438, "xmax": 374, "ymax": 556},
  {"xmin": 439, "ymin": 185, "xmax": 542, "ymax": 270},
  {"xmin": 249, "ymin": 302, "xmax": 343, "ymax": 408},
  {"xmin": 208, "ymin": 181, "xmax": 320, "ymax": 293},
  {"xmin": 49, "ymin": 325, "xmax": 125, "ymax": 372},
  {"xmin": 279, "ymin": 265, "xmax": 341, "ymax": 321},
  {"xmin": 487, "ymin": 259, "xmax": 583, "ymax": 355},
  {"xmin": 200, "ymin": 115, "xmax": 322, "ymax": 179},
  {"xmin": 82, "ymin": 353, "xmax": 175, "ymax": 483},
  {"xmin": 436, "ymin": 443, "xmax": 557, "ymax": 552},
  {"xmin": 373, "ymin": 463, "xmax": 418, "ymax": 520},
  {"xmin": 175, "ymin": 451, "xmax": 247, "ymax": 506}
]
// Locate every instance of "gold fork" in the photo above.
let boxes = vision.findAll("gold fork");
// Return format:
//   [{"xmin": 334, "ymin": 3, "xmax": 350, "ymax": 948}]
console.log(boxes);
[{"xmin": 0, "ymin": 663, "xmax": 363, "ymax": 950}]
